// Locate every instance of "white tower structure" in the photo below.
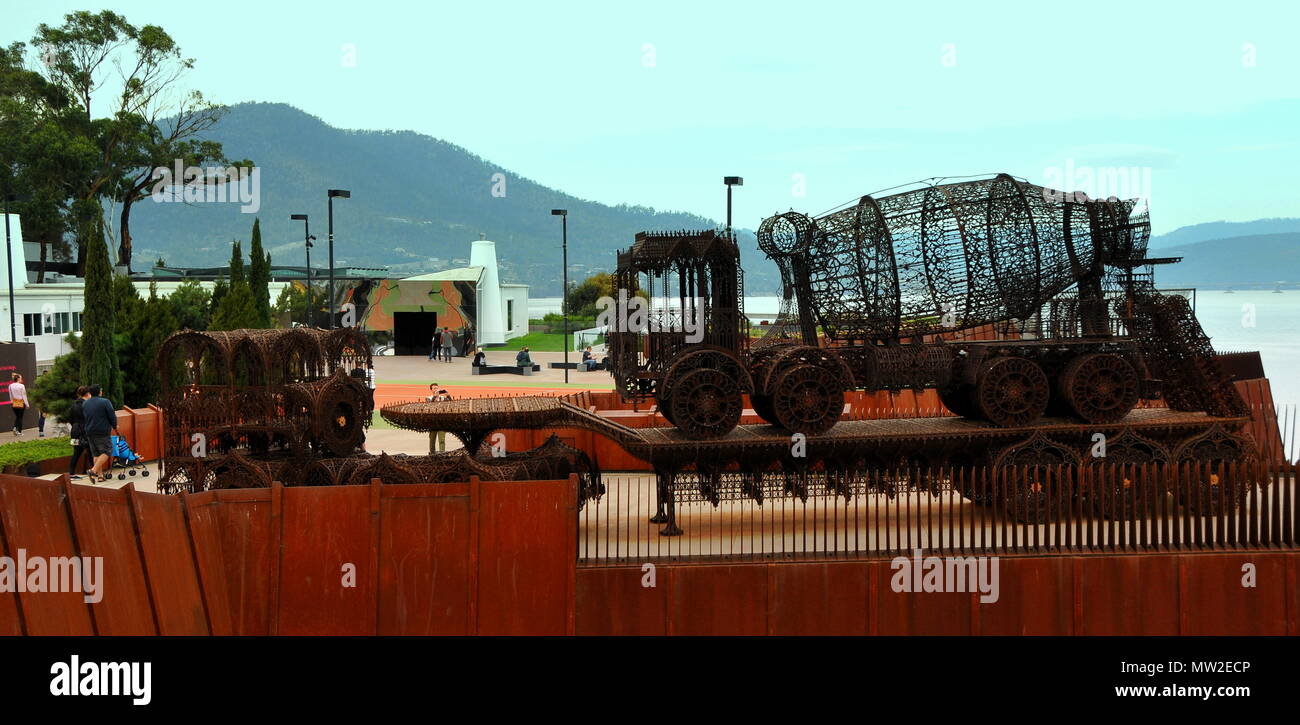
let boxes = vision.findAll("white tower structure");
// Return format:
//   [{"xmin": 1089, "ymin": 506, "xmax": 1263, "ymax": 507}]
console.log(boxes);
[{"xmin": 470, "ymin": 235, "xmax": 506, "ymax": 345}]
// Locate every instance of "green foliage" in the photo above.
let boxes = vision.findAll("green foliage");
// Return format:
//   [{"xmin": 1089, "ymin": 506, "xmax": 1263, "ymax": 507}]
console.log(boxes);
[
  {"xmin": 168, "ymin": 278, "xmax": 210, "ymax": 330},
  {"xmin": 31, "ymin": 334, "xmax": 81, "ymax": 422},
  {"xmin": 272, "ymin": 282, "xmax": 325, "ymax": 328},
  {"xmin": 563, "ymin": 272, "xmax": 617, "ymax": 318},
  {"xmin": 209, "ymin": 274, "xmax": 228, "ymax": 317},
  {"xmin": 116, "ymin": 282, "xmax": 178, "ymax": 407},
  {"xmin": 0, "ymin": 437, "xmax": 73, "ymax": 470},
  {"xmin": 209, "ymin": 282, "xmax": 260, "ymax": 330},
  {"xmin": 228, "ymin": 240, "xmax": 245, "ymax": 285},
  {"xmin": 248, "ymin": 218, "xmax": 272, "ymax": 326},
  {"xmin": 79, "ymin": 224, "xmax": 123, "ymax": 407}
]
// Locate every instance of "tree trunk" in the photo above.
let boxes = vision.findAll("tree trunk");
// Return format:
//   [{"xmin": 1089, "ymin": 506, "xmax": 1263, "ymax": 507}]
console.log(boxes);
[{"xmin": 118, "ymin": 197, "xmax": 134, "ymax": 273}]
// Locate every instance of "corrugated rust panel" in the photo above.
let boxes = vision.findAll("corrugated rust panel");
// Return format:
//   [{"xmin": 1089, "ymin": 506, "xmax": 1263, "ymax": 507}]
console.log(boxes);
[
  {"xmin": 1076, "ymin": 555, "xmax": 1179, "ymax": 635},
  {"xmin": 476, "ymin": 478, "xmax": 575, "ymax": 635},
  {"xmin": 875, "ymin": 557, "xmax": 973, "ymax": 635},
  {"xmin": 667, "ymin": 565, "xmax": 768, "ymax": 635},
  {"xmin": 1178, "ymin": 553, "xmax": 1289, "ymax": 635},
  {"xmin": 978, "ymin": 557, "xmax": 1072, "ymax": 635},
  {"xmin": 211, "ymin": 488, "xmax": 274, "ymax": 635},
  {"xmin": 64, "ymin": 483, "xmax": 157, "ymax": 635},
  {"xmin": 575, "ymin": 566, "xmax": 666, "ymax": 636},
  {"xmin": 768, "ymin": 562, "xmax": 871, "ymax": 635},
  {"xmin": 182, "ymin": 491, "xmax": 234, "ymax": 635},
  {"xmin": 130, "ymin": 489, "xmax": 209, "ymax": 635},
  {"xmin": 130, "ymin": 407, "xmax": 161, "ymax": 461},
  {"xmin": 377, "ymin": 484, "xmax": 473, "ymax": 635},
  {"xmin": 0, "ymin": 476, "xmax": 94, "ymax": 635},
  {"xmin": 277, "ymin": 484, "xmax": 375, "ymax": 635},
  {"xmin": 0, "ymin": 495, "xmax": 25, "ymax": 635}
]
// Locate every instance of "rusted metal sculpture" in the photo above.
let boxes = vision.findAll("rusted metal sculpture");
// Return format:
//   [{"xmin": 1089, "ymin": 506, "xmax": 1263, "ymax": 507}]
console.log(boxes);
[
  {"xmin": 156, "ymin": 327, "xmax": 374, "ymax": 493},
  {"xmin": 607, "ymin": 173, "xmax": 1246, "ymax": 439}
]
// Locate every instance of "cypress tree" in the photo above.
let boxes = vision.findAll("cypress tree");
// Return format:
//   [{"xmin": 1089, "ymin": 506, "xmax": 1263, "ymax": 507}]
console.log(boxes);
[
  {"xmin": 210, "ymin": 283, "xmax": 260, "ymax": 331},
  {"xmin": 210, "ymin": 274, "xmax": 229, "ymax": 318},
  {"xmin": 79, "ymin": 218, "xmax": 124, "ymax": 407},
  {"xmin": 248, "ymin": 218, "xmax": 272, "ymax": 327},
  {"xmin": 228, "ymin": 240, "xmax": 245, "ymax": 285}
]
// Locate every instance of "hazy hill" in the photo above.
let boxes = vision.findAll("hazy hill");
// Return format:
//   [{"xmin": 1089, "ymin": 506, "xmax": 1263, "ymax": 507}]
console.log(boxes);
[
  {"xmin": 127, "ymin": 102, "xmax": 780, "ymax": 295},
  {"xmin": 1148, "ymin": 218, "xmax": 1300, "ymax": 249},
  {"xmin": 1153, "ymin": 232, "xmax": 1300, "ymax": 289}
]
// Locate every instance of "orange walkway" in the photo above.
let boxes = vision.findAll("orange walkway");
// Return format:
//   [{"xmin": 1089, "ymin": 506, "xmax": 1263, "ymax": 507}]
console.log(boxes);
[{"xmin": 374, "ymin": 382, "xmax": 603, "ymax": 409}]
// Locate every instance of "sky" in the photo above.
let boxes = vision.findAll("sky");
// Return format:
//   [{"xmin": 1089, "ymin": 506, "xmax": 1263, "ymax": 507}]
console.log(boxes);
[{"xmin": 4, "ymin": 0, "xmax": 1299, "ymax": 234}]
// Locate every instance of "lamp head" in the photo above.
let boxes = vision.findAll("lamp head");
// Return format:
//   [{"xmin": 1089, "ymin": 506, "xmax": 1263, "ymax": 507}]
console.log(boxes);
[
  {"xmin": 724, "ymin": 176, "xmax": 743, "ymax": 186},
  {"xmin": 290, "ymin": 213, "xmax": 308, "ymax": 221},
  {"xmin": 328, "ymin": 189, "xmax": 351, "ymax": 199}
]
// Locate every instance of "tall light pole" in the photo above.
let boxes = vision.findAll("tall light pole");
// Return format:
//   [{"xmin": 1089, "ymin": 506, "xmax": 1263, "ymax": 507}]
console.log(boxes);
[
  {"xmin": 326, "ymin": 189, "xmax": 350, "ymax": 329},
  {"xmin": 290, "ymin": 214, "xmax": 314, "ymax": 327},
  {"xmin": 551, "ymin": 209, "xmax": 569, "ymax": 383},
  {"xmin": 3, "ymin": 193, "xmax": 15, "ymax": 342},
  {"xmin": 724, "ymin": 176, "xmax": 743, "ymax": 237}
]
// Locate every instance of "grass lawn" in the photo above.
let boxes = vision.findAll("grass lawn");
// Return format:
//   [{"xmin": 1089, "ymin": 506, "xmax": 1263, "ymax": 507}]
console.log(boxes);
[{"xmin": 495, "ymin": 331, "xmax": 568, "ymax": 351}]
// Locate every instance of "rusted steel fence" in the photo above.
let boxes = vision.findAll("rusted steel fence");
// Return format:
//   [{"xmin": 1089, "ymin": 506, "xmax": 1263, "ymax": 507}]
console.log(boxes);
[{"xmin": 577, "ymin": 460, "xmax": 1298, "ymax": 565}]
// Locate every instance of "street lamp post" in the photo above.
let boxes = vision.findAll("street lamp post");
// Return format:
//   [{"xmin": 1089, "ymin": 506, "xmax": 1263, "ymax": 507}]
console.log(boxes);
[
  {"xmin": 723, "ymin": 176, "xmax": 743, "ymax": 237},
  {"xmin": 326, "ymin": 189, "xmax": 351, "ymax": 329},
  {"xmin": 551, "ymin": 209, "xmax": 569, "ymax": 383},
  {"xmin": 290, "ymin": 214, "xmax": 314, "ymax": 327},
  {"xmin": 3, "ymin": 193, "xmax": 15, "ymax": 342}
]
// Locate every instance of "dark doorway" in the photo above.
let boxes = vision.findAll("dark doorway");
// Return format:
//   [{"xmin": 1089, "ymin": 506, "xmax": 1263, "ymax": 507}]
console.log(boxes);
[{"xmin": 394, "ymin": 311, "xmax": 437, "ymax": 355}]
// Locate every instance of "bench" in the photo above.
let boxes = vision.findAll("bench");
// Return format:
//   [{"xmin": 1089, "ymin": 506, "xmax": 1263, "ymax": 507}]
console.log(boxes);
[
  {"xmin": 472, "ymin": 364, "xmax": 541, "ymax": 376},
  {"xmin": 550, "ymin": 360, "xmax": 610, "ymax": 371}
]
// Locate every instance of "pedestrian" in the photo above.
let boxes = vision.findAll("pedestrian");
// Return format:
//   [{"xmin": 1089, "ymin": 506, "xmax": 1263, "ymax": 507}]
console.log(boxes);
[
  {"xmin": 429, "ymin": 328, "xmax": 442, "ymax": 360},
  {"xmin": 425, "ymin": 383, "xmax": 452, "ymax": 453},
  {"xmin": 441, "ymin": 327, "xmax": 454, "ymax": 362},
  {"xmin": 582, "ymin": 346, "xmax": 600, "ymax": 371},
  {"xmin": 8, "ymin": 373, "xmax": 29, "ymax": 436},
  {"xmin": 68, "ymin": 386, "xmax": 90, "ymax": 479},
  {"xmin": 36, "ymin": 371, "xmax": 47, "ymax": 437},
  {"xmin": 471, "ymin": 350, "xmax": 486, "ymax": 367},
  {"xmin": 516, "ymin": 346, "xmax": 533, "ymax": 369},
  {"xmin": 81, "ymin": 384, "xmax": 119, "ymax": 485}
]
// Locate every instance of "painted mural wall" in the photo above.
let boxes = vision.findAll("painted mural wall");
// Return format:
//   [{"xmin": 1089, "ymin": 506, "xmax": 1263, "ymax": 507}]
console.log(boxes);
[{"xmin": 343, "ymin": 279, "xmax": 478, "ymax": 333}]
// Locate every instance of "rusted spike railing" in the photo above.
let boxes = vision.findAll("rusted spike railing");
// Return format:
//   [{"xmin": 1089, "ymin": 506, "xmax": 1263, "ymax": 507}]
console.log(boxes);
[{"xmin": 575, "ymin": 460, "xmax": 1298, "ymax": 566}]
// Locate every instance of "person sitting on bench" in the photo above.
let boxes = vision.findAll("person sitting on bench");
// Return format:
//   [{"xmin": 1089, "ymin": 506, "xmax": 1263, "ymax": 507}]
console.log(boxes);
[
  {"xmin": 582, "ymin": 346, "xmax": 600, "ymax": 371},
  {"xmin": 472, "ymin": 350, "xmax": 486, "ymax": 367},
  {"xmin": 516, "ymin": 347, "xmax": 533, "ymax": 368}
]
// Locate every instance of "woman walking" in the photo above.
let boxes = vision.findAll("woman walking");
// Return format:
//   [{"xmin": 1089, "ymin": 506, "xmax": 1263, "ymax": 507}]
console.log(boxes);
[
  {"xmin": 8, "ymin": 373, "xmax": 29, "ymax": 436},
  {"xmin": 68, "ymin": 386, "xmax": 90, "ymax": 479}
]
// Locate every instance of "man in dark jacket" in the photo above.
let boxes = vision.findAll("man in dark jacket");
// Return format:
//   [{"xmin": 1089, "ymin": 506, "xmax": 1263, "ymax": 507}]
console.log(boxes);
[
  {"xmin": 67, "ymin": 386, "xmax": 90, "ymax": 479},
  {"xmin": 82, "ymin": 385, "xmax": 118, "ymax": 483}
]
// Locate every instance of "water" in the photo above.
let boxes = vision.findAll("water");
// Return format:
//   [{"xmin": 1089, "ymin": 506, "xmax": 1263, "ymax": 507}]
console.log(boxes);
[{"xmin": 530, "ymin": 292, "xmax": 1300, "ymax": 408}]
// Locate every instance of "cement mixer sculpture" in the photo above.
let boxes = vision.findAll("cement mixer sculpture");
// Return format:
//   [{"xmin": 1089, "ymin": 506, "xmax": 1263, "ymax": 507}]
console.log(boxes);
[{"xmin": 607, "ymin": 173, "xmax": 1246, "ymax": 439}]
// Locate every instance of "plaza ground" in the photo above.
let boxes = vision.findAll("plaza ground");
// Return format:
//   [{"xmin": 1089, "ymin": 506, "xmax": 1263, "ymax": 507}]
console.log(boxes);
[{"xmin": 19, "ymin": 349, "xmax": 616, "ymax": 493}]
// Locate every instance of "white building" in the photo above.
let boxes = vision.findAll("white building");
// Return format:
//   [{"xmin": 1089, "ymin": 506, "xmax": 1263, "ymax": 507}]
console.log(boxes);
[{"xmin": 1, "ymin": 213, "xmax": 294, "ymax": 366}]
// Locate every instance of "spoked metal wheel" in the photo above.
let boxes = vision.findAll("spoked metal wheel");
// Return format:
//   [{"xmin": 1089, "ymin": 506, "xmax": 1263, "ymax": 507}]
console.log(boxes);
[
  {"xmin": 975, "ymin": 357, "xmax": 1049, "ymax": 428},
  {"xmin": 1059, "ymin": 353, "xmax": 1139, "ymax": 424},
  {"xmin": 771, "ymin": 364, "xmax": 844, "ymax": 435},
  {"xmin": 666, "ymin": 369, "xmax": 743, "ymax": 439}
]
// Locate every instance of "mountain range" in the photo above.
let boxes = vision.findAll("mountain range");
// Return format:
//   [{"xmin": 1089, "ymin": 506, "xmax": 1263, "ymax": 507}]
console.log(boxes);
[
  {"xmin": 125, "ymin": 102, "xmax": 1296, "ymax": 295},
  {"xmin": 126, "ymin": 102, "xmax": 775, "ymax": 296}
]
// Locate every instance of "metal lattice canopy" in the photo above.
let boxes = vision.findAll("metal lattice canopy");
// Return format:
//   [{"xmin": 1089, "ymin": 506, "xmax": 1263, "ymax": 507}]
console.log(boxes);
[{"xmin": 758, "ymin": 174, "xmax": 1151, "ymax": 343}]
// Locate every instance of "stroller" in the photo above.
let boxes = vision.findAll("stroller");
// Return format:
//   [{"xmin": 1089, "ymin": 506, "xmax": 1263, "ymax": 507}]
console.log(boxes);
[{"xmin": 107, "ymin": 435, "xmax": 151, "ymax": 480}]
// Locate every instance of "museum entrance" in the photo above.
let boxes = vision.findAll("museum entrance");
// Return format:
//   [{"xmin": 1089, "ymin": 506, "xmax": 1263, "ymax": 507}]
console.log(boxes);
[{"xmin": 393, "ymin": 311, "xmax": 437, "ymax": 356}]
